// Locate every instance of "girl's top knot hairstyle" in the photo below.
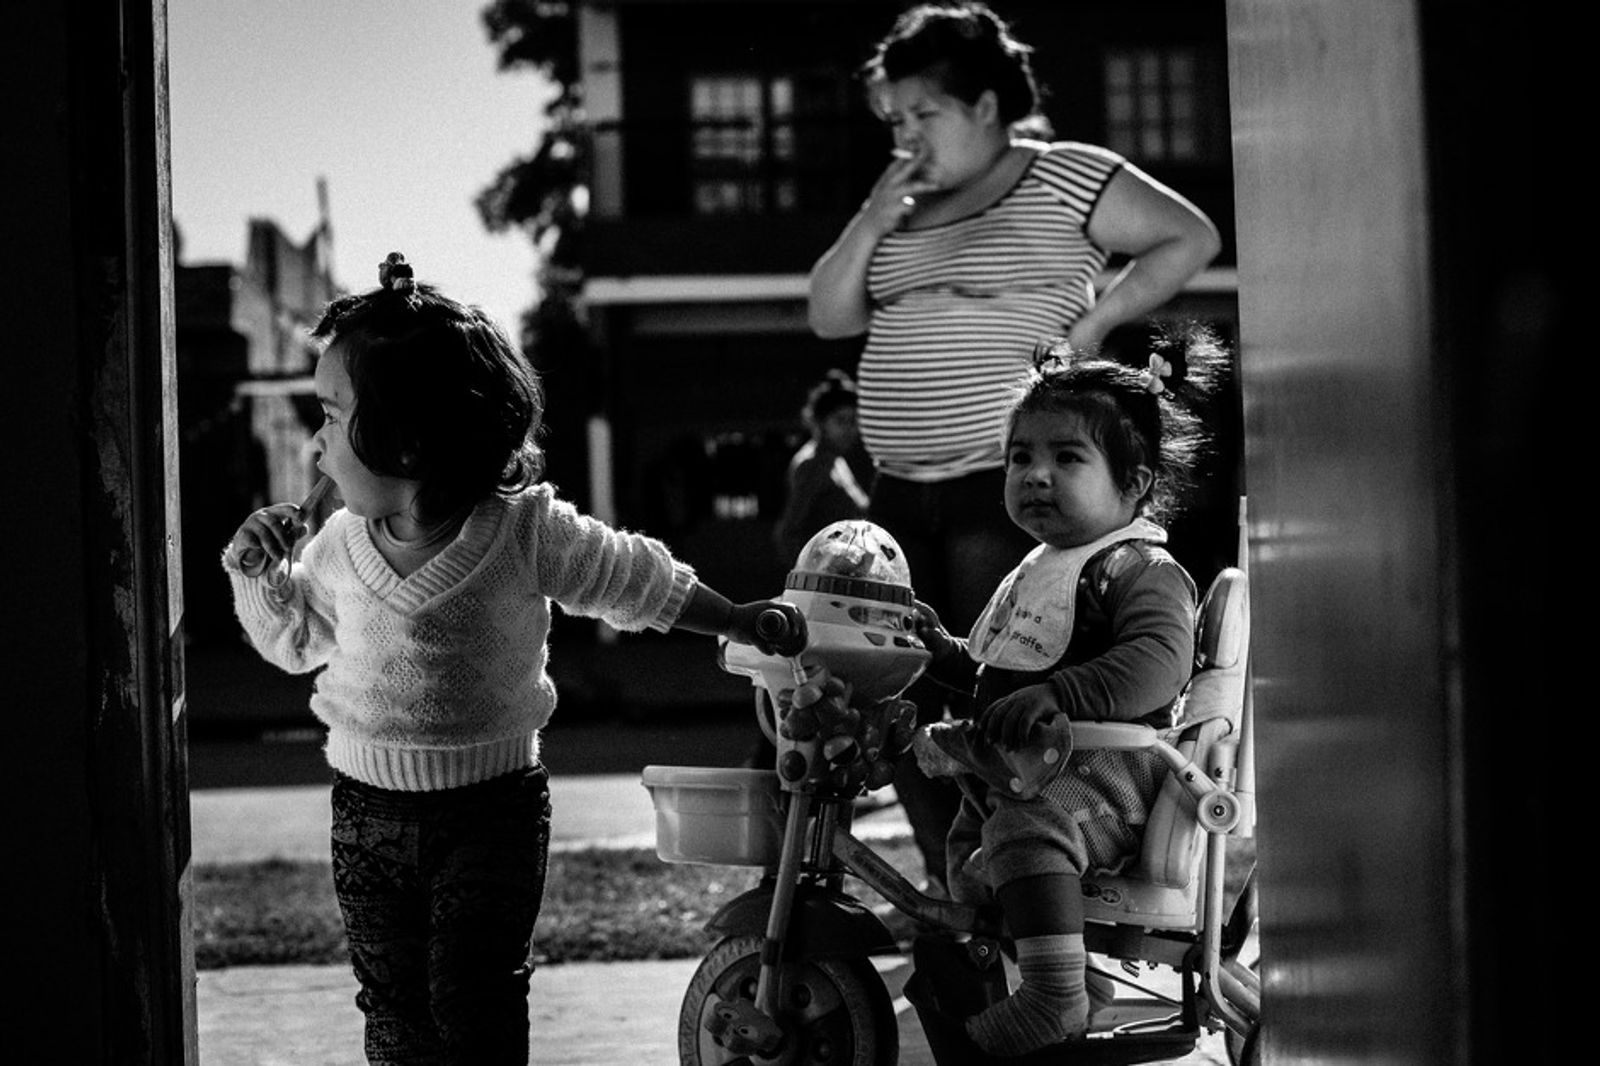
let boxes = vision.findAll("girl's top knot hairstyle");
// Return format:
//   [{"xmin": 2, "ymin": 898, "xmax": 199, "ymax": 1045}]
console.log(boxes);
[
  {"xmin": 865, "ymin": 1, "xmax": 1041, "ymax": 128},
  {"xmin": 377, "ymin": 251, "xmax": 419, "ymax": 307},
  {"xmin": 1014, "ymin": 323, "xmax": 1230, "ymax": 520},
  {"xmin": 311, "ymin": 251, "xmax": 544, "ymax": 520}
]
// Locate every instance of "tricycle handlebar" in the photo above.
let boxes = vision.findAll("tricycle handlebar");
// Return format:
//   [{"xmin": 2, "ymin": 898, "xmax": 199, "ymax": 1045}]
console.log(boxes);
[{"xmin": 755, "ymin": 607, "xmax": 808, "ymax": 657}]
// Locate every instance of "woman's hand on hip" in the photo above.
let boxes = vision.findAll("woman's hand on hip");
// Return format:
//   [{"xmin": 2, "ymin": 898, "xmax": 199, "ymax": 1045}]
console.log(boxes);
[{"xmin": 1065, "ymin": 315, "xmax": 1109, "ymax": 355}]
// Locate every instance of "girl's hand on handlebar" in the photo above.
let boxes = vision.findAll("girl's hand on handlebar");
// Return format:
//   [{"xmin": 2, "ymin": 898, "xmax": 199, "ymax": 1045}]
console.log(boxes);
[
  {"xmin": 977, "ymin": 683, "xmax": 1061, "ymax": 749},
  {"xmin": 229, "ymin": 503, "xmax": 308, "ymax": 577},
  {"xmin": 727, "ymin": 601, "xmax": 809, "ymax": 657}
]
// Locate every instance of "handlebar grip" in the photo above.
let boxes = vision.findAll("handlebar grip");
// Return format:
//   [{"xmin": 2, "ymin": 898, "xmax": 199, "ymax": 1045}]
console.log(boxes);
[
  {"xmin": 755, "ymin": 608, "xmax": 793, "ymax": 640},
  {"xmin": 755, "ymin": 607, "xmax": 806, "ymax": 657}
]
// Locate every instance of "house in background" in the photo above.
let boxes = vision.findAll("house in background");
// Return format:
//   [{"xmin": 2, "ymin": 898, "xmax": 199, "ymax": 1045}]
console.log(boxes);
[
  {"xmin": 568, "ymin": 0, "xmax": 1240, "ymax": 602},
  {"xmin": 174, "ymin": 195, "xmax": 337, "ymax": 645}
]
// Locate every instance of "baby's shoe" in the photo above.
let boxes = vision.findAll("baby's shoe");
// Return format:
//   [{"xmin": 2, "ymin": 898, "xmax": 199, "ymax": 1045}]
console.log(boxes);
[{"xmin": 912, "ymin": 726, "xmax": 967, "ymax": 778}]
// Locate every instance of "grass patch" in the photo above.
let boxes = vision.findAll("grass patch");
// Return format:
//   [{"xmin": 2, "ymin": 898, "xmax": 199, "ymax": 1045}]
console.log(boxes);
[
  {"xmin": 194, "ymin": 836, "xmax": 1256, "ymax": 971},
  {"xmin": 193, "ymin": 839, "xmax": 927, "ymax": 970},
  {"xmin": 194, "ymin": 859, "xmax": 350, "ymax": 969}
]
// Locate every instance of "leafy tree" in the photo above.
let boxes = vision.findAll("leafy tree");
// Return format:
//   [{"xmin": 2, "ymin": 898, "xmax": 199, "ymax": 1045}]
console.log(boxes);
[{"xmin": 477, "ymin": 0, "xmax": 595, "ymax": 503}]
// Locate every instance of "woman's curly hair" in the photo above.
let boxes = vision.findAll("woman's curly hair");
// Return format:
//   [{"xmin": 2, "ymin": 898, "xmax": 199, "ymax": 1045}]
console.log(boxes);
[{"xmin": 864, "ymin": 2, "xmax": 1042, "ymax": 127}]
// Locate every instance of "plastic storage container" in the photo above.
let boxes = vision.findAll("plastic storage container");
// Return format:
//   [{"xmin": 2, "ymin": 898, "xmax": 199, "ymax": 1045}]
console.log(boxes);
[{"xmin": 640, "ymin": 766, "xmax": 784, "ymax": 867}]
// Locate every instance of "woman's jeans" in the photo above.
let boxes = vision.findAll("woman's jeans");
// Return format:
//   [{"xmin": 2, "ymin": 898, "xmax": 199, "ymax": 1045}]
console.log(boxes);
[
  {"xmin": 868, "ymin": 469, "xmax": 1035, "ymax": 892},
  {"xmin": 331, "ymin": 765, "xmax": 552, "ymax": 1066}
]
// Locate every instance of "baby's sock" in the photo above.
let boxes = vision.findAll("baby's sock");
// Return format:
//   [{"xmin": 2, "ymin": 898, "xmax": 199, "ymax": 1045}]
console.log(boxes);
[
  {"xmin": 1086, "ymin": 959, "xmax": 1118, "ymax": 1016},
  {"xmin": 964, "ymin": 933, "xmax": 1088, "ymax": 1055}
]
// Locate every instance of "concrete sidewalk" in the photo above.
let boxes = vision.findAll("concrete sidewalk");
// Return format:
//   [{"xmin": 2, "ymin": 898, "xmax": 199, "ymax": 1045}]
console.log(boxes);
[
  {"xmin": 192, "ymin": 778, "xmax": 1228, "ymax": 1065},
  {"xmin": 198, "ymin": 955, "xmax": 940, "ymax": 1065}
]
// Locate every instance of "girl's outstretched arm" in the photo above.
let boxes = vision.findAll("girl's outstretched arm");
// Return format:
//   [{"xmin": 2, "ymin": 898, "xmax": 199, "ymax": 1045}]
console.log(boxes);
[{"xmin": 673, "ymin": 584, "xmax": 807, "ymax": 656}]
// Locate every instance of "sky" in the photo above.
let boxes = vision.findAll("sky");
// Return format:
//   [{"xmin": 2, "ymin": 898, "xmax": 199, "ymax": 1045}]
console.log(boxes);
[{"xmin": 168, "ymin": 0, "xmax": 557, "ymax": 338}]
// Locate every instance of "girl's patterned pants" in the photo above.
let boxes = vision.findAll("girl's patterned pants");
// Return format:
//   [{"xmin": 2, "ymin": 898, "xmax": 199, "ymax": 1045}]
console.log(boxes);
[{"xmin": 331, "ymin": 765, "xmax": 552, "ymax": 1065}]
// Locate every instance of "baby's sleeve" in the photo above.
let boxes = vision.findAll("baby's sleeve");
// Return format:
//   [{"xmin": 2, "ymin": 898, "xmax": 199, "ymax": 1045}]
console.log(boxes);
[
  {"xmin": 926, "ymin": 639, "xmax": 979, "ymax": 695},
  {"xmin": 1048, "ymin": 553, "xmax": 1196, "ymax": 722}
]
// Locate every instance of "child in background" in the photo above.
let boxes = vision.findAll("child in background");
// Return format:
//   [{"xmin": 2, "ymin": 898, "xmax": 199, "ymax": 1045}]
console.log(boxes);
[
  {"xmin": 772, "ymin": 369, "xmax": 873, "ymax": 566},
  {"xmin": 909, "ymin": 326, "xmax": 1225, "ymax": 1055},
  {"xmin": 223, "ymin": 253, "xmax": 802, "ymax": 1066}
]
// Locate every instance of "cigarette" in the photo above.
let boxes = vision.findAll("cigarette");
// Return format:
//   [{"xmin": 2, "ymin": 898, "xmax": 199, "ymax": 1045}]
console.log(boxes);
[{"xmin": 891, "ymin": 148, "xmax": 915, "ymax": 159}]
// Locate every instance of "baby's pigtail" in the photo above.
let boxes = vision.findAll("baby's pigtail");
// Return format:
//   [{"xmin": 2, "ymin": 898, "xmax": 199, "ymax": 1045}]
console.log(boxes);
[
  {"xmin": 1141, "ymin": 321, "xmax": 1231, "ymax": 519},
  {"xmin": 1142, "ymin": 320, "xmax": 1226, "ymax": 409}
]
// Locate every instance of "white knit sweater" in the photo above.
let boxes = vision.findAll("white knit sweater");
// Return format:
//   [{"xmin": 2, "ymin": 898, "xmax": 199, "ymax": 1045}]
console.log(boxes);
[{"xmin": 224, "ymin": 483, "xmax": 697, "ymax": 791}]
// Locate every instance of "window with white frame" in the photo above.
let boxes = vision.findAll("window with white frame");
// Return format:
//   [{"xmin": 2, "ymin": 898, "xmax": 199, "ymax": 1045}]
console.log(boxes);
[{"xmin": 689, "ymin": 74, "xmax": 797, "ymax": 215}]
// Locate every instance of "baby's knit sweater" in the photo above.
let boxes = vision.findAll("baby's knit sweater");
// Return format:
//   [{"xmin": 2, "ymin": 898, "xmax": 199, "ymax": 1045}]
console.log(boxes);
[{"xmin": 224, "ymin": 483, "xmax": 697, "ymax": 791}]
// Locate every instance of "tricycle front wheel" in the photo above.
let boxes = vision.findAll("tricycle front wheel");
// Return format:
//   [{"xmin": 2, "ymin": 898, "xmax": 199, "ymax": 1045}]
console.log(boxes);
[{"xmin": 679, "ymin": 933, "xmax": 898, "ymax": 1065}]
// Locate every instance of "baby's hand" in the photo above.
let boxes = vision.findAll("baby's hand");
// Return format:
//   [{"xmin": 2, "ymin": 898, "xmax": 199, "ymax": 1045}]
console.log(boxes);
[
  {"xmin": 911, "ymin": 599, "xmax": 960, "ymax": 664},
  {"xmin": 229, "ymin": 503, "xmax": 307, "ymax": 577},
  {"xmin": 977, "ymin": 683, "xmax": 1061, "ymax": 749}
]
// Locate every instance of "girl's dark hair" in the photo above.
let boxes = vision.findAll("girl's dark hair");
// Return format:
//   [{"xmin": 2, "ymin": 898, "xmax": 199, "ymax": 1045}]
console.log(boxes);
[
  {"xmin": 864, "ymin": 2, "xmax": 1040, "ymax": 127},
  {"xmin": 311, "ymin": 252, "xmax": 544, "ymax": 520},
  {"xmin": 1011, "ymin": 323, "xmax": 1229, "ymax": 520},
  {"xmin": 803, "ymin": 369, "xmax": 859, "ymax": 430}
]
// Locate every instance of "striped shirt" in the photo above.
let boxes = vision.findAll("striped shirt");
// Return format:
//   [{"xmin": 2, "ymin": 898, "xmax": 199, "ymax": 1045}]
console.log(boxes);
[{"xmin": 858, "ymin": 141, "xmax": 1124, "ymax": 482}]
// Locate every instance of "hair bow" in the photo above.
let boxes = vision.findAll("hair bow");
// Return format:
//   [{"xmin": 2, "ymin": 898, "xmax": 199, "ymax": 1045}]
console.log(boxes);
[{"xmin": 1140, "ymin": 354, "xmax": 1172, "ymax": 396}]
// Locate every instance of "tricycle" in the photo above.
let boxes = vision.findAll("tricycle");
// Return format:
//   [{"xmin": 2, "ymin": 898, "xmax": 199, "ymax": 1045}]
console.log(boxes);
[{"xmin": 643, "ymin": 520, "xmax": 1261, "ymax": 1064}]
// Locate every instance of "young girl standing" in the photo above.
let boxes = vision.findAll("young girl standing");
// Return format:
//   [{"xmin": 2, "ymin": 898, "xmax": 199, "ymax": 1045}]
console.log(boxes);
[
  {"xmin": 223, "ymin": 253, "xmax": 802, "ymax": 1065},
  {"xmin": 908, "ymin": 326, "xmax": 1225, "ymax": 1056}
]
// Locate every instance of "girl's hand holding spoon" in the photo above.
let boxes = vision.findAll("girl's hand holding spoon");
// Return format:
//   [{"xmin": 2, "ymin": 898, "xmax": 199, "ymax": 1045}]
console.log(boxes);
[{"xmin": 231, "ymin": 475, "xmax": 334, "ymax": 588}]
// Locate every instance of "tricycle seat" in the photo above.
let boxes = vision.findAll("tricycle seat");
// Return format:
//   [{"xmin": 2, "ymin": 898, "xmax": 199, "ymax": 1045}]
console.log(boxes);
[{"xmin": 1078, "ymin": 565, "xmax": 1251, "ymax": 932}]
